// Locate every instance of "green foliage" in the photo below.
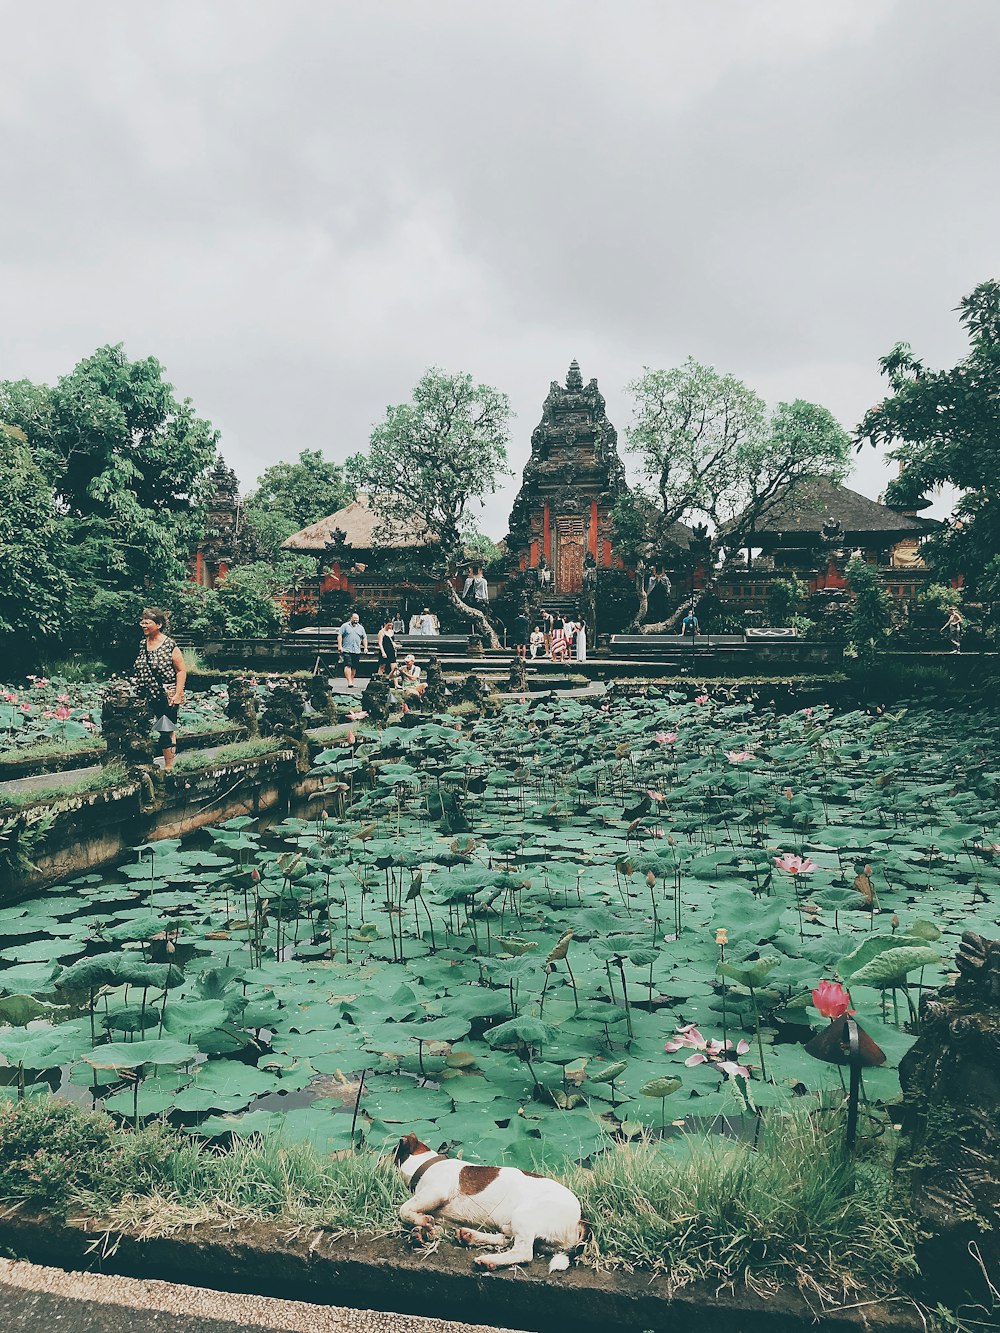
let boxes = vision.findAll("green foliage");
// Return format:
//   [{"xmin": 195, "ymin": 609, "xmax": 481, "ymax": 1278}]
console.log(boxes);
[
  {"xmin": 569, "ymin": 1111, "xmax": 916, "ymax": 1296},
  {"xmin": 0, "ymin": 1098, "xmax": 121, "ymax": 1212},
  {"xmin": 858, "ymin": 280, "xmax": 1000, "ymax": 596},
  {"xmin": 625, "ymin": 362, "xmax": 851, "ymax": 569},
  {"xmin": 243, "ymin": 450, "xmax": 353, "ymax": 559},
  {"xmin": 766, "ymin": 576, "xmax": 808, "ymax": 626},
  {"xmin": 353, "ymin": 368, "xmax": 512, "ymax": 569},
  {"xmin": 846, "ymin": 556, "xmax": 895, "ymax": 667},
  {"xmin": 0, "ymin": 424, "xmax": 68, "ymax": 668},
  {"xmin": 0, "ymin": 345, "xmax": 218, "ymax": 662},
  {"xmin": 172, "ymin": 563, "xmax": 299, "ymax": 639}
]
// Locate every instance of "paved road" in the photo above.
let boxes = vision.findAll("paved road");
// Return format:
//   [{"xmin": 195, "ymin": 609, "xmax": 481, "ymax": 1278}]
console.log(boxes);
[{"xmin": 0, "ymin": 1259, "xmax": 528, "ymax": 1333}]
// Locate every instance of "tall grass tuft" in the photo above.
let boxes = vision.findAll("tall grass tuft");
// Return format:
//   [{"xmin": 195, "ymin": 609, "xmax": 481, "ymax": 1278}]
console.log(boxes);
[{"xmin": 566, "ymin": 1111, "xmax": 917, "ymax": 1299}]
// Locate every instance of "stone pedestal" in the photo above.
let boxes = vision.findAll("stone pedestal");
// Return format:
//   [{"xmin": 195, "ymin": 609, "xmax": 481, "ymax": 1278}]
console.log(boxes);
[
  {"xmin": 897, "ymin": 931, "xmax": 1000, "ymax": 1307},
  {"xmin": 226, "ymin": 677, "xmax": 259, "ymax": 737},
  {"xmin": 259, "ymin": 679, "xmax": 308, "ymax": 770}
]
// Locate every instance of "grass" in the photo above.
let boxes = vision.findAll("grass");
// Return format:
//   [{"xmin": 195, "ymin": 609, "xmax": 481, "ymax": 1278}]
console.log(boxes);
[
  {"xmin": 172, "ymin": 738, "xmax": 289, "ymax": 773},
  {"xmin": 0, "ymin": 764, "xmax": 130, "ymax": 814},
  {"xmin": 0, "ymin": 735, "xmax": 104, "ymax": 766},
  {"xmin": 0, "ymin": 1098, "xmax": 917, "ymax": 1299}
]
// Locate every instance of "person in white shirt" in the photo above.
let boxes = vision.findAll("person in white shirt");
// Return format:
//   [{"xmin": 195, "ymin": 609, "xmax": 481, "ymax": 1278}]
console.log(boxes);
[
  {"xmin": 529, "ymin": 627, "xmax": 545, "ymax": 659},
  {"xmin": 419, "ymin": 609, "xmax": 437, "ymax": 635}
]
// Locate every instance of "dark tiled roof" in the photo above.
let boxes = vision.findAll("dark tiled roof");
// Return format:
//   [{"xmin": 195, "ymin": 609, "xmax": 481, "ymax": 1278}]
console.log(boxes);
[{"xmin": 739, "ymin": 477, "xmax": 933, "ymax": 540}]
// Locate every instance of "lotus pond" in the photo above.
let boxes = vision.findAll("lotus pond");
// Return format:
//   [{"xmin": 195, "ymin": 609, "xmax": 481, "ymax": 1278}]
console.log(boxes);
[{"xmin": 1, "ymin": 691, "xmax": 998, "ymax": 1170}]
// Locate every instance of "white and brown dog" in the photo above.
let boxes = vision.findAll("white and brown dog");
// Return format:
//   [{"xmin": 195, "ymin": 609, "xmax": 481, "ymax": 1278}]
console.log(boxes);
[{"xmin": 395, "ymin": 1134, "xmax": 588, "ymax": 1272}]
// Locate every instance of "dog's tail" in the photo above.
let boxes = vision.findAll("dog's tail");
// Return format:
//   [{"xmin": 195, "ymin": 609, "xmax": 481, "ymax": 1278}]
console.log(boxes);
[{"xmin": 547, "ymin": 1220, "xmax": 591, "ymax": 1274}]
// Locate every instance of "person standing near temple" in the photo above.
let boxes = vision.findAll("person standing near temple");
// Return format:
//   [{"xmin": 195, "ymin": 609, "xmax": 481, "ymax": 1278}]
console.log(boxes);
[
  {"xmin": 336, "ymin": 612, "xmax": 368, "ymax": 688},
  {"xmin": 513, "ymin": 607, "xmax": 530, "ymax": 661},
  {"xmin": 376, "ymin": 618, "xmax": 398, "ymax": 678}
]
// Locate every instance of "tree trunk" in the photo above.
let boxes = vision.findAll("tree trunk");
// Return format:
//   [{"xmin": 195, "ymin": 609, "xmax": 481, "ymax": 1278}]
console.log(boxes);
[{"xmin": 440, "ymin": 574, "xmax": 502, "ymax": 648}]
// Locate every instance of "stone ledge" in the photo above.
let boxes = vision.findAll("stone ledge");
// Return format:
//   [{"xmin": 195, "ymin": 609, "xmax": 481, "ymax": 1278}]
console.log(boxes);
[{"xmin": 0, "ymin": 1210, "xmax": 925, "ymax": 1333}]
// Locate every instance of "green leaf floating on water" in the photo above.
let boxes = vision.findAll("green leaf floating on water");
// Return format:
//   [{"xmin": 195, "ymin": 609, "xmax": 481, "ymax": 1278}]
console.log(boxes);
[
  {"xmin": 717, "ymin": 957, "xmax": 780, "ymax": 988},
  {"xmin": 847, "ymin": 946, "xmax": 942, "ymax": 988},
  {"xmin": 485, "ymin": 1015, "xmax": 560, "ymax": 1047},
  {"xmin": 589, "ymin": 1059, "xmax": 628, "ymax": 1084},
  {"xmin": 81, "ymin": 1038, "xmax": 194, "ymax": 1070}
]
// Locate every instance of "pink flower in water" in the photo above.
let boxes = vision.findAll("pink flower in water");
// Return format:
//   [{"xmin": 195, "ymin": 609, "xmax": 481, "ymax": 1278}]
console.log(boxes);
[
  {"xmin": 726, "ymin": 750, "xmax": 753, "ymax": 763},
  {"xmin": 82, "ymin": 719, "xmax": 96, "ymax": 730},
  {"xmin": 646, "ymin": 789, "xmax": 666, "ymax": 803},
  {"xmin": 774, "ymin": 853, "xmax": 817, "ymax": 875},
  {"xmin": 57, "ymin": 693, "xmax": 70, "ymax": 704},
  {"xmin": 654, "ymin": 730, "xmax": 678, "ymax": 745},
  {"xmin": 345, "ymin": 730, "xmax": 356, "ymax": 745},
  {"xmin": 695, "ymin": 694, "xmax": 709, "ymax": 705},
  {"xmin": 664, "ymin": 1023, "xmax": 706, "ymax": 1052},
  {"xmin": 54, "ymin": 705, "xmax": 71, "ymax": 721},
  {"xmin": 2, "ymin": 692, "xmax": 16, "ymax": 703},
  {"xmin": 801, "ymin": 707, "xmax": 814, "ymax": 717},
  {"xmin": 666, "ymin": 1025, "xmax": 753, "ymax": 1078},
  {"xmin": 33, "ymin": 678, "xmax": 49, "ymax": 688},
  {"xmin": 812, "ymin": 979, "xmax": 854, "ymax": 1020},
  {"xmin": 19, "ymin": 704, "xmax": 31, "ymax": 713},
  {"xmin": 345, "ymin": 710, "xmax": 368, "ymax": 721}
]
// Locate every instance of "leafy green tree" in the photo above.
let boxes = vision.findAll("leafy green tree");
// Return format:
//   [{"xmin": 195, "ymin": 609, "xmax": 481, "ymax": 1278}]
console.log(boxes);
[
  {"xmin": 0, "ymin": 424, "xmax": 68, "ymax": 669},
  {"xmin": 857, "ymin": 280, "xmax": 1000, "ymax": 600},
  {"xmin": 243, "ymin": 450, "xmax": 353, "ymax": 560},
  {"xmin": 846, "ymin": 555, "xmax": 895, "ymax": 668},
  {"xmin": 0, "ymin": 346, "xmax": 218, "ymax": 658},
  {"xmin": 173, "ymin": 563, "xmax": 295, "ymax": 640},
  {"xmin": 625, "ymin": 360, "xmax": 851, "ymax": 628},
  {"xmin": 352, "ymin": 369, "xmax": 512, "ymax": 645}
]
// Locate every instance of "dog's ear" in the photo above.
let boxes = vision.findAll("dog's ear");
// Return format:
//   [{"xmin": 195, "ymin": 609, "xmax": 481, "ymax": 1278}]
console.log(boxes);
[{"xmin": 395, "ymin": 1133, "xmax": 418, "ymax": 1164}]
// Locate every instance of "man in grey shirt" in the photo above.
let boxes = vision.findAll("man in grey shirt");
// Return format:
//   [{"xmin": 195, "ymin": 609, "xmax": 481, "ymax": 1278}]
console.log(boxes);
[{"xmin": 336, "ymin": 613, "xmax": 368, "ymax": 688}]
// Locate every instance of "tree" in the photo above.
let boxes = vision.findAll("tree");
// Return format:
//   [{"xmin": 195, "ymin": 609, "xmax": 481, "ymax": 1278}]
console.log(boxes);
[
  {"xmin": 857, "ymin": 279, "xmax": 1000, "ymax": 599},
  {"xmin": 172, "ymin": 563, "xmax": 293, "ymax": 640},
  {"xmin": 625, "ymin": 359, "xmax": 851, "ymax": 629},
  {"xmin": 243, "ymin": 449, "xmax": 353, "ymax": 560},
  {"xmin": 0, "ymin": 345, "xmax": 218, "ymax": 658},
  {"xmin": 351, "ymin": 369, "xmax": 512, "ymax": 645},
  {"xmin": 846, "ymin": 555, "xmax": 895, "ymax": 668},
  {"xmin": 0, "ymin": 424, "xmax": 68, "ymax": 669}
]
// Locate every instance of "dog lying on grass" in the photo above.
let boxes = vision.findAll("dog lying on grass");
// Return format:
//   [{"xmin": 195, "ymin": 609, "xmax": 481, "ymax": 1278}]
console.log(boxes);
[{"xmin": 395, "ymin": 1133, "xmax": 588, "ymax": 1272}]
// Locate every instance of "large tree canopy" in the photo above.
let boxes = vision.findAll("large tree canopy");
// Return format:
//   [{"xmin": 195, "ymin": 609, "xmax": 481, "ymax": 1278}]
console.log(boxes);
[
  {"xmin": 351, "ymin": 368, "xmax": 512, "ymax": 643},
  {"xmin": 244, "ymin": 449, "xmax": 353, "ymax": 559},
  {"xmin": 623, "ymin": 359, "xmax": 851, "ymax": 626},
  {"xmin": 0, "ymin": 424, "xmax": 68, "ymax": 668},
  {"xmin": 857, "ymin": 279, "xmax": 1000, "ymax": 598},
  {"xmin": 0, "ymin": 345, "xmax": 218, "ymax": 659}
]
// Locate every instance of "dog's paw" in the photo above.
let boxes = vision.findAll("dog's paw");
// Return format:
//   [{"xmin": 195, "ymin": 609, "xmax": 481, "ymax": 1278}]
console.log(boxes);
[
  {"xmin": 455, "ymin": 1228, "xmax": 476, "ymax": 1248},
  {"xmin": 474, "ymin": 1254, "xmax": 496, "ymax": 1268},
  {"xmin": 409, "ymin": 1223, "xmax": 437, "ymax": 1247}
]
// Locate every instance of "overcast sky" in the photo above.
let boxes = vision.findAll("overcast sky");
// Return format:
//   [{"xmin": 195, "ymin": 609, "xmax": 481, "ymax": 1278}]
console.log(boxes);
[{"xmin": 2, "ymin": 0, "xmax": 997, "ymax": 537}]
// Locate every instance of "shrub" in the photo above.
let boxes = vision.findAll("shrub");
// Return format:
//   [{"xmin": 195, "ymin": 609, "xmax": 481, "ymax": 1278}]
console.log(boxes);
[{"xmin": 0, "ymin": 1098, "xmax": 120, "ymax": 1212}]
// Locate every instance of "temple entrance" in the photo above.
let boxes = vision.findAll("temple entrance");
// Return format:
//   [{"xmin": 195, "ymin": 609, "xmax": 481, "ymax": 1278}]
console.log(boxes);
[{"xmin": 555, "ymin": 517, "xmax": 585, "ymax": 593}]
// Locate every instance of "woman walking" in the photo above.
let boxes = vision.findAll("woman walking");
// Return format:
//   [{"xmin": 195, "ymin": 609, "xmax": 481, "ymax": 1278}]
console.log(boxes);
[{"xmin": 134, "ymin": 608, "xmax": 186, "ymax": 771}]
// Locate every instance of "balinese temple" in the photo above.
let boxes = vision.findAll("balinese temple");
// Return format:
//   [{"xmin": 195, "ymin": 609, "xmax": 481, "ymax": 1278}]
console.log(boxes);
[
  {"xmin": 505, "ymin": 361, "xmax": 626, "ymax": 593},
  {"xmin": 736, "ymin": 477, "xmax": 934, "ymax": 572},
  {"xmin": 280, "ymin": 493, "xmax": 438, "ymax": 614},
  {"xmin": 192, "ymin": 458, "xmax": 241, "ymax": 588}
]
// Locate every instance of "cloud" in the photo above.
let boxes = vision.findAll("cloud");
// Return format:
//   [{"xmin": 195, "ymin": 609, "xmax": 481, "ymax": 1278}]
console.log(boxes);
[{"xmin": 1, "ymin": 0, "xmax": 996, "ymax": 536}]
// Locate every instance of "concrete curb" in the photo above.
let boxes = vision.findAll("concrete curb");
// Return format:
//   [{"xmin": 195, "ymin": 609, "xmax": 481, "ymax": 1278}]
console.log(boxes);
[{"xmin": 0, "ymin": 1210, "xmax": 925, "ymax": 1333}]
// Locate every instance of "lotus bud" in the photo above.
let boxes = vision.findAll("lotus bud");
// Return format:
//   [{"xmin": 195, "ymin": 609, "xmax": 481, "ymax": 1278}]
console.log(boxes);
[
  {"xmin": 715, "ymin": 928, "xmax": 728, "ymax": 946},
  {"xmin": 891, "ymin": 913, "xmax": 900, "ymax": 932},
  {"xmin": 784, "ymin": 787, "xmax": 793, "ymax": 800},
  {"xmin": 646, "ymin": 871, "xmax": 656, "ymax": 887},
  {"xmin": 251, "ymin": 868, "xmax": 261, "ymax": 882}
]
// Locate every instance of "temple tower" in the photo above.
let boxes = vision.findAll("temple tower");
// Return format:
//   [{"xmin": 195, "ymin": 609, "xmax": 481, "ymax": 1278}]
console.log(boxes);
[{"xmin": 506, "ymin": 361, "xmax": 626, "ymax": 593}]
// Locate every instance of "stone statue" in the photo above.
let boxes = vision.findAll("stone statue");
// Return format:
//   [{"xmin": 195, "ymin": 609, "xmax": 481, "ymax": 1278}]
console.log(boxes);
[
  {"xmin": 422, "ymin": 657, "xmax": 448, "ymax": 713},
  {"xmin": 226, "ymin": 677, "xmax": 259, "ymax": 737},
  {"xmin": 259, "ymin": 678, "xmax": 309, "ymax": 770},
  {"xmin": 897, "ymin": 931, "xmax": 1000, "ymax": 1305},
  {"xmin": 359, "ymin": 672, "xmax": 392, "ymax": 724}
]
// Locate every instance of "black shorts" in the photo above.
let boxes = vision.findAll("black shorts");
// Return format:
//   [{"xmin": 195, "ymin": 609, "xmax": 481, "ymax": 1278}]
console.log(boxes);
[{"xmin": 343, "ymin": 651, "xmax": 361, "ymax": 671}]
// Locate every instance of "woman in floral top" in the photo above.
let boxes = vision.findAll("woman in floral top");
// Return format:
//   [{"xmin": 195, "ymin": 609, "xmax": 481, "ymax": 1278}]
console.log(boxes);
[{"xmin": 133, "ymin": 608, "xmax": 187, "ymax": 770}]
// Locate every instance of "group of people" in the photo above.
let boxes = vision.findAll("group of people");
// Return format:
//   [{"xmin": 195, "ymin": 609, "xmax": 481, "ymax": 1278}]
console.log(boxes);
[
  {"xmin": 336, "ymin": 614, "xmax": 423, "ymax": 691},
  {"xmin": 511, "ymin": 609, "xmax": 587, "ymax": 662}
]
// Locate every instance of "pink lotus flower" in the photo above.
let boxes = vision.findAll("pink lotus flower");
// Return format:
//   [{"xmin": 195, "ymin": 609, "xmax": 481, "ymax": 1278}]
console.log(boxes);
[
  {"xmin": 812, "ymin": 979, "xmax": 854, "ymax": 1020},
  {"xmin": 695, "ymin": 694, "xmax": 709, "ymax": 705},
  {"xmin": 346, "ymin": 730, "xmax": 356, "ymax": 745},
  {"xmin": 19, "ymin": 704, "xmax": 31, "ymax": 713},
  {"xmin": 726, "ymin": 750, "xmax": 753, "ymax": 763},
  {"xmin": 345, "ymin": 710, "xmax": 368, "ymax": 721},
  {"xmin": 54, "ymin": 705, "xmax": 71, "ymax": 721},
  {"xmin": 664, "ymin": 1023, "xmax": 706, "ymax": 1051},
  {"xmin": 57, "ymin": 694, "xmax": 70, "ymax": 704},
  {"xmin": 33, "ymin": 677, "xmax": 49, "ymax": 688},
  {"xmin": 801, "ymin": 707, "xmax": 813, "ymax": 717},
  {"xmin": 654, "ymin": 730, "xmax": 678, "ymax": 745},
  {"xmin": 774, "ymin": 853, "xmax": 817, "ymax": 875},
  {"xmin": 646, "ymin": 789, "xmax": 666, "ymax": 802},
  {"xmin": 2, "ymin": 692, "xmax": 16, "ymax": 703}
]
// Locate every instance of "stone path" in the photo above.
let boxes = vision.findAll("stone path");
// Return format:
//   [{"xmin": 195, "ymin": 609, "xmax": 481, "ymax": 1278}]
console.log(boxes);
[{"xmin": 0, "ymin": 1258, "xmax": 528, "ymax": 1333}]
